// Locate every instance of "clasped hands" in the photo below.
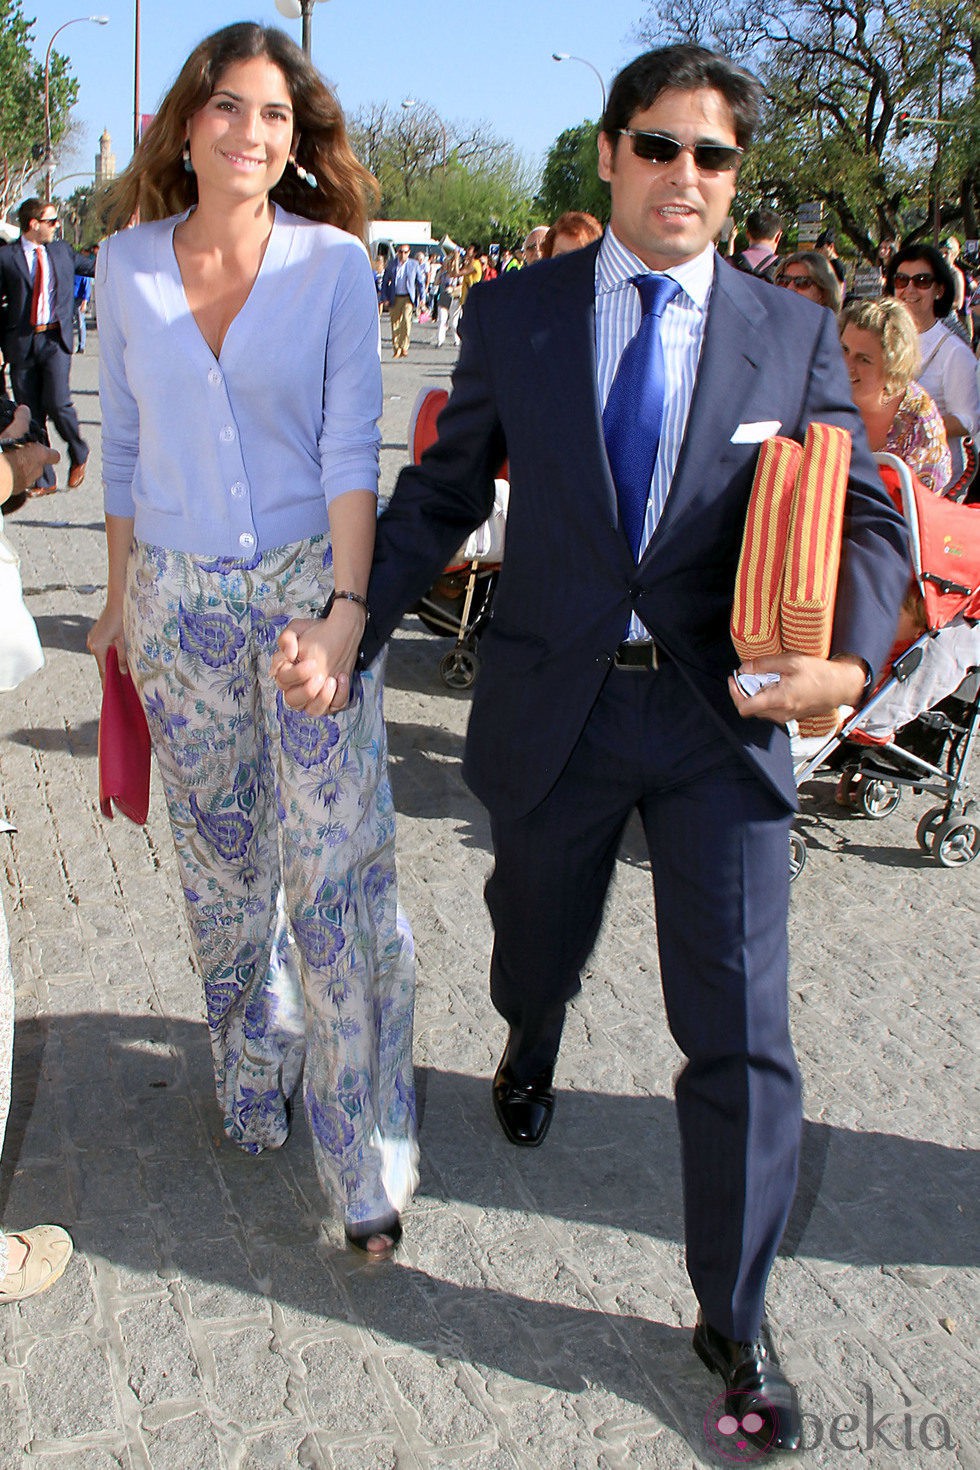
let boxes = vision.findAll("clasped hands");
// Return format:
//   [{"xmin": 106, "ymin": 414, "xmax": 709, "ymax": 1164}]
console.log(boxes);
[
  {"xmin": 271, "ymin": 600, "xmax": 366, "ymax": 715},
  {"xmin": 728, "ymin": 651, "xmax": 868, "ymax": 723}
]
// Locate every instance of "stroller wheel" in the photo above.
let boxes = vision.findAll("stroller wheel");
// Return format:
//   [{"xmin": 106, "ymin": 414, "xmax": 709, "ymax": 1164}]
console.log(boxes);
[
  {"xmin": 915, "ymin": 806, "xmax": 947, "ymax": 853},
  {"xmin": 440, "ymin": 647, "xmax": 480, "ymax": 690},
  {"xmin": 859, "ymin": 777, "xmax": 902, "ymax": 819},
  {"xmin": 934, "ymin": 818, "xmax": 980, "ymax": 867},
  {"xmin": 788, "ymin": 831, "xmax": 807, "ymax": 882}
]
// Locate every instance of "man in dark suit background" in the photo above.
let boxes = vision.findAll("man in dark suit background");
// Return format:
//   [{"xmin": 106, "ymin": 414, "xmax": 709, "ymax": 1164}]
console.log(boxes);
[
  {"xmin": 0, "ymin": 198, "xmax": 93, "ymax": 493},
  {"xmin": 273, "ymin": 45, "xmax": 908, "ymax": 1455}
]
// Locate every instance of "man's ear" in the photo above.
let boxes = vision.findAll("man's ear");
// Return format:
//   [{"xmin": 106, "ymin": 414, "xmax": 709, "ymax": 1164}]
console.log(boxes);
[{"xmin": 597, "ymin": 130, "xmax": 616, "ymax": 184}]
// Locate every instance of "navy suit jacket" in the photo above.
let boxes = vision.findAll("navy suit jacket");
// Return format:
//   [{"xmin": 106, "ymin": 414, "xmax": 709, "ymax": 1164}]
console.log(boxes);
[
  {"xmin": 0, "ymin": 239, "xmax": 94, "ymax": 360},
  {"xmin": 364, "ymin": 242, "xmax": 909, "ymax": 819}
]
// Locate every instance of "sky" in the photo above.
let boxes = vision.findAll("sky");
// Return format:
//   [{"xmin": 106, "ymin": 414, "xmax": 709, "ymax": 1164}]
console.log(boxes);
[{"xmin": 40, "ymin": 0, "xmax": 650, "ymax": 198}]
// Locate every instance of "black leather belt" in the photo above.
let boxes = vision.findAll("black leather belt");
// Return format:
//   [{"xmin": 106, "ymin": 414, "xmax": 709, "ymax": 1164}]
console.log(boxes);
[{"xmin": 613, "ymin": 641, "xmax": 659, "ymax": 670}]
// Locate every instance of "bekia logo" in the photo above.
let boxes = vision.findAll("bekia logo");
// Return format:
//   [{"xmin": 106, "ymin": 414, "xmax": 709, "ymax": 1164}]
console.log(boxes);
[
  {"xmin": 703, "ymin": 1381, "xmax": 954, "ymax": 1462},
  {"xmin": 704, "ymin": 1391, "xmax": 777, "ymax": 1462}
]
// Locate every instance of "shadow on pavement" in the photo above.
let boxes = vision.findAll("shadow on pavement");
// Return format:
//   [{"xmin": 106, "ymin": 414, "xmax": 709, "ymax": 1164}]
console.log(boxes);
[{"xmin": 2, "ymin": 1015, "xmax": 974, "ymax": 1274}]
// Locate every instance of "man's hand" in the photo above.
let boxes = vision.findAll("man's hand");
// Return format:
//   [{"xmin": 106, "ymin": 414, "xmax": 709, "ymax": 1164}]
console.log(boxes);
[
  {"xmin": 1, "ymin": 442, "xmax": 59, "ymax": 498},
  {"xmin": 271, "ymin": 602, "xmax": 366, "ymax": 716},
  {"xmin": 729, "ymin": 652, "xmax": 868, "ymax": 724},
  {"xmin": 5, "ymin": 404, "xmax": 30, "ymax": 439}
]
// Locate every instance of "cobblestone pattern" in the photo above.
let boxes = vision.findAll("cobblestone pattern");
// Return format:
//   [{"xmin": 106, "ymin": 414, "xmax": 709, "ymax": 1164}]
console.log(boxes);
[{"xmin": 0, "ymin": 327, "xmax": 975, "ymax": 1468}]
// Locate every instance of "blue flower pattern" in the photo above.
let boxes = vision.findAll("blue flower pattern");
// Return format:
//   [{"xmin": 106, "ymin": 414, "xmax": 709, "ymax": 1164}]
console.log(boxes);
[{"xmin": 124, "ymin": 537, "xmax": 418, "ymax": 1227}]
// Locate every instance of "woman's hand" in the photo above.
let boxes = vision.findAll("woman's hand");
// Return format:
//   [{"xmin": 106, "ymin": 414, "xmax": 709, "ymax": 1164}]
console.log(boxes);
[
  {"xmin": 272, "ymin": 601, "xmax": 366, "ymax": 715},
  {"xmin": 87, "ymin": 601, "xmax": 128, "ymax": 682}
]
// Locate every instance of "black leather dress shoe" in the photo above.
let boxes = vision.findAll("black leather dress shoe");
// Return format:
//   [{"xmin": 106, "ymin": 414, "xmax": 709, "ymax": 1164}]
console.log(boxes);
[
  {"xmin": 492, "ymin": 1048, "xmax": 555, "ymax": 1147},
  {"xmin": 693, "ymin": 1314, "xmax": 802, "ymax": 1456}
]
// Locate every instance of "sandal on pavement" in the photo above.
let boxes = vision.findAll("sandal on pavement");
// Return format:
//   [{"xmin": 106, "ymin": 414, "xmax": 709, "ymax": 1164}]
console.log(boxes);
[
  {"xmin": 0, "ymin": 1226, "xmax": 73, "ymax": 1303},
  {"xmin": 344, "ymin": 1216, "xmax": 402, "ymax": 1262}
]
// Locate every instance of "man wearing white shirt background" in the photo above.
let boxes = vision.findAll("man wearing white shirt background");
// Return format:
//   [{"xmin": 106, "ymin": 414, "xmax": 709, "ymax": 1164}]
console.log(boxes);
[
  {"xmin": 0, "ymin": 199, "xmax": 94, "ymax": 493},
  {"xmin": 283, "ymin": 44, "xmax": 911, "ymax": 1456}
]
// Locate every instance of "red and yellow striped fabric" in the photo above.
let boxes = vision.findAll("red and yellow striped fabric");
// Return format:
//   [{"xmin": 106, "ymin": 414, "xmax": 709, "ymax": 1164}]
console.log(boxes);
[
  {"xmin": 730, "ymin": 423, "xmax": 853, "ymax": 738},
  {"xmin": 781, "ymin": 423, "xmax": 850, "ymax": 657},
  {"xmin": 731, "ymin": 436, "xmax": 803, "ymax": 660}
]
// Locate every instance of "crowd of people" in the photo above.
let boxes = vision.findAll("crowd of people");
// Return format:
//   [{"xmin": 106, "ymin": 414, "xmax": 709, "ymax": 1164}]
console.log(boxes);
[{"xmin": 0, "ymin": 22, "xmax": 969, "ymax": 1461}]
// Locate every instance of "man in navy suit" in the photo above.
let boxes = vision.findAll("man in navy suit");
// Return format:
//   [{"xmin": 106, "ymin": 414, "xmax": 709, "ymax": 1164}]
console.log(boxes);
[
  {"xmin": 0, "ymin": 198, "xmax": 93, "ymax": 493},
  {"xmin": 378, "ymin": 243, "xmax": 428, "ymax": 358},
  {"xmin": 274, "ymin": 45, "xmax": 907, "ymax": 1454}
]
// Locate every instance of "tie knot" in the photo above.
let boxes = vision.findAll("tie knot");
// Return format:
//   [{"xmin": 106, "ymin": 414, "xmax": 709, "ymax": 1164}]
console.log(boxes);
[{"xmin": 634, "ymin": 273, "xmax": 680, "ymax": 317}]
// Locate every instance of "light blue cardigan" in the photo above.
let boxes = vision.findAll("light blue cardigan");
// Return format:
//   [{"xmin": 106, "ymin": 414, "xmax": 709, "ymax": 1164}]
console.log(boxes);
[{"xmin": 97, "ymin": 205, "xmax": 382, "ymax": 558}]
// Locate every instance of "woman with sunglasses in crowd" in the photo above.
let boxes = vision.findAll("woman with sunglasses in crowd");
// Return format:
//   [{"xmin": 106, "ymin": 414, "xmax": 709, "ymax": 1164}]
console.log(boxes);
[
  {"xmin": 774, "ymin": 251, "xmax": 843, "ymax": 314},
  {"xmin": 87, "ymin": 22, "xmax": 417, "ymax": 1260},
  {"xmin": 884, "ymin": 243, "xmax": 980, "ymax": 494}
]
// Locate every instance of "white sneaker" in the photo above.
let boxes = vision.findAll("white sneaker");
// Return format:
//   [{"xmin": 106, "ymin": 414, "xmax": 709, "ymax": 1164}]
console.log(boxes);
[{"xmin": 0, "ymin": 1226, "xmax": 74, "ymax": 1302}]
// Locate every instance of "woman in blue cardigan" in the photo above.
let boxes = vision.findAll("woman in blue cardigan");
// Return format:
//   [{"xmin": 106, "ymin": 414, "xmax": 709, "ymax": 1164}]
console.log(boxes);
[{"xmin": 88, "ymin": 22, "xmax": 417, "ymax": 1259}]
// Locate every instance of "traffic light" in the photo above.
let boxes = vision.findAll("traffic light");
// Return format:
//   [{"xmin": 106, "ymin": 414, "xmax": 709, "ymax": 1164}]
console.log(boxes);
[{"xmin": 895, "ymin": 111, "xmax": 911, "ymax": 142}]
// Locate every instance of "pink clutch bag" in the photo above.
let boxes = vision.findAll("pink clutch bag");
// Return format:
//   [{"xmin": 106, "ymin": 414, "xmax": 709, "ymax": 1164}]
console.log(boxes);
[{"xmin": 98, "ymin": 646, "xmax": 151, "ymax": 824}]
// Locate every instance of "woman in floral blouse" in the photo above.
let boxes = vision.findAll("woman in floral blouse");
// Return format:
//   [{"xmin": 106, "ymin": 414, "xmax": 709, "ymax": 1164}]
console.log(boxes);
[
  {"xmin": 88, "ymin": 24, "xmax": 417, "ymax": 1259},
  {"xmin": 839, "ymin": 297, "xmax": 952, "ymax": 495}
]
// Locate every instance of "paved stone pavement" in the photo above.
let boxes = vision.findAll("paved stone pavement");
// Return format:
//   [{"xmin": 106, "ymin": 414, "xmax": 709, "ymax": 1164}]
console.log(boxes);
[{"xmin": 0, "ymin": 316, "xmax": 976, "ymax": 1470}]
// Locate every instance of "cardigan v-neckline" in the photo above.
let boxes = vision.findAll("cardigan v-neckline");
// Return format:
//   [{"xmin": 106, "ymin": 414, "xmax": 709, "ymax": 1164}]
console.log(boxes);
[{"xmin": 163, "ymin": 204, "xmax": 290, "ymax": 366}]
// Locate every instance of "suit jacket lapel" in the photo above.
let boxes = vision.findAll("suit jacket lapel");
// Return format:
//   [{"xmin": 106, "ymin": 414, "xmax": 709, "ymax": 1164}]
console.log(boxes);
[{"xmin": 527, "ymin": 243, "xmax": 634, "ymax": 573}]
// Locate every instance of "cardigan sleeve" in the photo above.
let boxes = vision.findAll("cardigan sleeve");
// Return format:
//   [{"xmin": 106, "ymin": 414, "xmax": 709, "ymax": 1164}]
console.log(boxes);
[{"xmin": 96, "ymin": 235, "xmax": 140, "ymax": 518}]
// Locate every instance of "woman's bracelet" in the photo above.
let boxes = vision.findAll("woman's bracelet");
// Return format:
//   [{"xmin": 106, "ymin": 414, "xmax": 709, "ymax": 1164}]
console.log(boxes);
[{"xmin": 318, "ymin": 589, "xmax": 369, "ymax": 620}]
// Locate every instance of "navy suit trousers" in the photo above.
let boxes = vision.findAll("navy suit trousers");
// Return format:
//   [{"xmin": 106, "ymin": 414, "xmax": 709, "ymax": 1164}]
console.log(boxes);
[
  {"xmin": 9, "ymin": 331, "xmax": 87, "ymax": 488},
  {"xmin": 485, "ymin": 656, "xmax": 800, "ymax": 1341}
]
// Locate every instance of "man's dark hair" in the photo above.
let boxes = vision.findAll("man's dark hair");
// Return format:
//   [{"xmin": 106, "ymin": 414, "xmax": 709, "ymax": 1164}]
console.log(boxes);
[
  {"xmin": 601, "ymin": 44, "xmax": 762, "ymax": 150},
  {"xmin": 884, "ymin": 243, "xmax": 956, "ymax": 319},
  {"xmin": 746, "ymin": 207, "xmax": 782, "ymax": 242},
  {"xmin": 18, "ymin": 197, "xmax": 44, "ymax": 232}
]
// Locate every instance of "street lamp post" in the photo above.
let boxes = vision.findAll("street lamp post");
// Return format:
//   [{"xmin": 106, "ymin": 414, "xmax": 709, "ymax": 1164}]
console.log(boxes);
[
  {"xmin": 274, "ymin": 0, "xmax": 331, "ymax": 56},
  {"xmin": 551, "ymin": 52, "xmax": 607, "ymax": 116},
  {"xmin": 43, "ymin": 15, "xmax": 109, "ymax": 202}
]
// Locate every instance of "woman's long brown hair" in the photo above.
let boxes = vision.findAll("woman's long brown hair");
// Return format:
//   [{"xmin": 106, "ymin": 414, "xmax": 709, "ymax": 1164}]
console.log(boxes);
[{"xmin": 103, "ymin": 22, "xmax": 378, "ymax": 237}]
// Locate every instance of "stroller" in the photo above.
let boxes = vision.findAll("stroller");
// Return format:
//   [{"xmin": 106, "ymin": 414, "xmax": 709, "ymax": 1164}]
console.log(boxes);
[
  {"xmin": 407, "ymin": 388, "xmax": 508, "ymax": 690},
  {"xmin": 791, "ymin": 454, "xmax": 980, "ymax": 875}
]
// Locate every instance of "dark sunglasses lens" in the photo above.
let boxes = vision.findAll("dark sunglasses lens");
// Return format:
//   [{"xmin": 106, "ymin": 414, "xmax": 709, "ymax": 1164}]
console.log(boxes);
[
  {"xmin": 895, "ymin": 272, "xmax": 933, "ymax": 288},
  {"xmin": 693, "ymin": 144, "xmax": 741, "ymax": 170},
  {"xmin": 630, "ymin": 131, "xmax": 680, "ymax": 163}
]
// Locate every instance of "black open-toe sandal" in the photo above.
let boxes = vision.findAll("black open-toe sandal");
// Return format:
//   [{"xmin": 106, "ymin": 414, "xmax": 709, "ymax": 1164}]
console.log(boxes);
[{"xmin": 344, "ymin": 1216, "xmax": 403, "ymax": 1261}]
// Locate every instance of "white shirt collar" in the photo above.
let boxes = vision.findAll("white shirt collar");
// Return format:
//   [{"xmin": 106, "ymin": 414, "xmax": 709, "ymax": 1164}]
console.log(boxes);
[{"xmin": 597, "ymin": 227, "xmax": 715, "ymax": 308}]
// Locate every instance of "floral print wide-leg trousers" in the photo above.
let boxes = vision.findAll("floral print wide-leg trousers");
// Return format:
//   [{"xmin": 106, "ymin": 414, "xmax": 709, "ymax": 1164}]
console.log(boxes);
[{"xmin": 124, "ymin": 537, "xmax": 418, "ymax": 1229}]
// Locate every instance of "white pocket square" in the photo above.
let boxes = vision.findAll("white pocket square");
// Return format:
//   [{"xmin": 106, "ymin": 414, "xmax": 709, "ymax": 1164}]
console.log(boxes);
[{"xmin": 731, "ymin": 420, "xmax": 782, "ymax": 444}]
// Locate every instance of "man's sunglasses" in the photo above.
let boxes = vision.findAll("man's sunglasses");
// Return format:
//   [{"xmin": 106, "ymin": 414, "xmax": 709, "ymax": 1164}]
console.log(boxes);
[
  {"xmin": 893, "ymin": 270, "xmax": 935, "ymax": 290},
  {"xmin": 617, "ymin": 129, "xmax": 743, "ymax": 172}
]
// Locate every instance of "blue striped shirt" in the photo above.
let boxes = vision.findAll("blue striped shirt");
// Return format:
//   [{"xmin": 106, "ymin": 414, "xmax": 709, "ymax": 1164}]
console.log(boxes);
[{"xmin": 595, "ymin": 229, "xmax": 715, "ymax": 639}]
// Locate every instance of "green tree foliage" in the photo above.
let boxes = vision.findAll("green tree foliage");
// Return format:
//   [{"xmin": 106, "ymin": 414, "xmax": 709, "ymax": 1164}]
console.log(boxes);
[
  {"xmin": 535, "ymin": 121, "xmax": 611, "ymax": 224},
  {"xmin": 0, "ymin": 0, "xmax": 79, "ymax": 219},
  {"xmin": 634, "ymin": 0, "xmax": 979, "ymax": 259},
  {"xmin": 349, "ymin": 102, "xmax": 537, "ymax": 245}
]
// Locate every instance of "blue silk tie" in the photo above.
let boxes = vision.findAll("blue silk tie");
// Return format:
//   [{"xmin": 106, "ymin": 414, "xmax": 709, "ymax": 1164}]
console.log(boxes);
[{"xmin": 602, "ymin": 273, "xmax": 681, "ymax": 560}]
